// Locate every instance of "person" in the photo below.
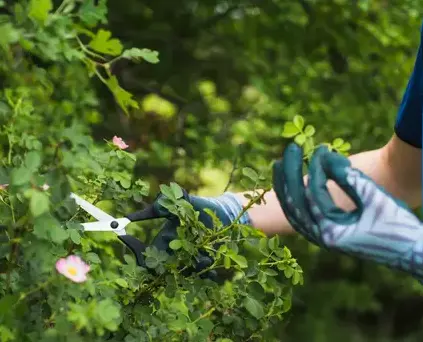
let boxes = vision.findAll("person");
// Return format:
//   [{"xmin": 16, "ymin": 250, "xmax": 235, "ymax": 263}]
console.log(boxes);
[{"xmin": 151, "ymin": 22, "xmax": 423, "ymax": 282}]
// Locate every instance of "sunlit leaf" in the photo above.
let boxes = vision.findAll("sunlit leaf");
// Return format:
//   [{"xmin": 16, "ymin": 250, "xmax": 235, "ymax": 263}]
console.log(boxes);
[{"xmin": 89, "ymin": 29, "xmax": 123, "ymax": 56}]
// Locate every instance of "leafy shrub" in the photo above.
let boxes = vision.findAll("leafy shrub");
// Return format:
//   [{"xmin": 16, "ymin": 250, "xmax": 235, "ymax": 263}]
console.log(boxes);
[{"xmin": 0, "ymin": 1, "xmax": 303, "ymax": 341}]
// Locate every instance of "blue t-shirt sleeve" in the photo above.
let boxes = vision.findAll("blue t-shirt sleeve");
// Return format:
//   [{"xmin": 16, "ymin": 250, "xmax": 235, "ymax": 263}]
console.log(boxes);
[{"xmin": 394, "ymin": 24, "xmax": 423, "ymax": 149}]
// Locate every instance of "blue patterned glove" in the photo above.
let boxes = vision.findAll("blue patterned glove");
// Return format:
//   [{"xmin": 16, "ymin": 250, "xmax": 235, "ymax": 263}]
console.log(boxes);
[
  {"xmin": 273, "ymin": 143, "xmax": 423, "ymax": 282},
  {"xmin": 151, "ymin": 191, "xmax": 251, "ymax": 280}
]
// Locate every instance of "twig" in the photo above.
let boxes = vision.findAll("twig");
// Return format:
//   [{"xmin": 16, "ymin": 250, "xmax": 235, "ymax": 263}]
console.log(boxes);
[
  {"xmin": 223, "ymin": 150, "xmax": 239, "ymax": 192},
  {"xmin": 192, "ymin": 307, "xmax": 215, "ymax": 323}
]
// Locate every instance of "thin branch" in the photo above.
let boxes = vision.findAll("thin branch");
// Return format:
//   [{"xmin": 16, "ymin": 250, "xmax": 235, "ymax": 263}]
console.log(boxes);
[{"xmin": 223, "ymin": 150, "xmax": 239, "ymax": 192}]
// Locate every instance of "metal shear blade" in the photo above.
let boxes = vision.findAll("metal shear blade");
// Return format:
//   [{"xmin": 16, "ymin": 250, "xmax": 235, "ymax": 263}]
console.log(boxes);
[
  {"xmin": 70, "ymin": 192, "xmax": 114, "ymax": 221},
  {"xmin": 79, "ymin": 219, "xmax": 131, "ymax": 236},
  {"xmin": 70, "ymin": 193, "xmax": 131, "ymax": 236}
]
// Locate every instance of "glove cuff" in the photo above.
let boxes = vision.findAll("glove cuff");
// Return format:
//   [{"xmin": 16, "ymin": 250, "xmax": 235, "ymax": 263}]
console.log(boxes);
[{"xmin": 214, "ymin": 192, "xmax": 252, "ymax": 226}]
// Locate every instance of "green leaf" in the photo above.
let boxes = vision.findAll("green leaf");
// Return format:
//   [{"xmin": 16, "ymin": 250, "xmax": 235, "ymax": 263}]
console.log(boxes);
[
  {"xmin": 115, "ymin": 278, "xmax": 128, "ymax": 288},
  {"xmin": 281, "ymin": 122, "xmax": 300, "ymax": 138},
  {"xmin": 89, "ymin": 29, "xmax": 123, "ymax": 56},
  {"xmin": 111, "ymin": 171, "xmax": 132, "ymax": 189},
  {"xmin": 120, "ymin": 178, "xmax": 131, "ymax": 189},
  {"xmin": 304, "ymin": 125, "xmax": 315, "ymax": 137},
  {"xmin": 78, "ymin": 0, "xmax": 108, "ymax": 27},
  {"xmin": 168, "ymin": 315, "xmax": 188, "ymax": 331},
  {"xmin": 284, "ymin": 267, "xmax": 294, "ymax": 279},
  {"xmin": 34, "ymin": 214, "xmax": 68, "ymax": 244},
  {"xmin": 159, "ymin": 184, "xmax": 176, "ymax": 201},
  {"xmin": 259, "ymin": 238, "xmax": 269, "ymax": 255},
  {"xmin": 170, "ymin": 182, "xmax": 183, "ymax": 199},
  {"xmin": 29, "ymin": 0, "xmax": 52, "ymax": 23},
  {"xmin": 145, "ymin": 257, "xmax": 158, "ymax": 269},
  {"xmin": 125, "ymin": 151, "xmax": 136, "ymax": 161},
  {"xmin": 292, "ymin": 271, "xmax": 302, "ymax": 285},
  {"xmin": 338, "ymin": 142, "xmax": 351, "ymax": 152},
  {"xmin": 10, "ymin": 167, "xmax": 32, "ymax": 186},
  {"xmin": 229, "ymin": 253, "xmax": 248, "ymax": 268},
  {"xmin": 69, "ymin": 229, "xmax": 81, "ymax": 245},
  {"xmin": 0, "ymin": 23, "xmax": 20, "ymax": 49},
  {"xmin": 243, "ymin": 297, "xmax": 264, "ymax": 319},
  {"xmin": 247, "ymin": 281, "xmax": 265, "ymax": 300},
  {"xmin": 242, "ymin": 167, "xmax": 259, "ymax": 182},
  {"xmin": 332, "ymin": 138, "xmax": 344, "ymax": 149},
  {"xmin": 0, "ymin": 295, "xmax": 19, "ymax": 325},
  {"xmin": 293, "ymin": 115, "xmax": 305, "ymax": 130},
  {"xmin": 86, "ymin": 252, "xmax": 101, "ymax": 264},
  {"xmin": 294, "ymin": 133, "xmax": 306, "ymax": 146},
  {"xmin": 283, "ymin": 246, "xmax": 292, "ymax": 258},
  {"xmin": 121, "ymin": 48, "xmax": 160, "ymax": 64},
  {"xmin": 0, "ymin": 325, "xmax": 14, "ymax": 342},
  {"xmin": 50, "ymin": 225, "xmax": 69, "ymax": 244},
  {"xmin": 169, "ymin": 239, "xmax": 182, "ymax": 250},
  {"xmin": 25, "ymin": 151, "xmax": 41, "ymax": 171},
  {"xmin": 105, "ymin": 76, "xmax": 139, "ymax": 114},
  {"xmin": 268, "ymin": 235, "xmax": 279, "ymax": 250},
  {"xmin": 224, "ymin": 255, "xmax": 231, "ymax": 269},
  {"xmin": 115, "ymin": 150, "xmax": 125, "ymax": 159},
  {"xmin": 30, "ymin": 190, "xmax": 49, "ymax": 217},
  {"xmin": 263, "ymin": 268, "xmax": 278, "ymax": 276}
]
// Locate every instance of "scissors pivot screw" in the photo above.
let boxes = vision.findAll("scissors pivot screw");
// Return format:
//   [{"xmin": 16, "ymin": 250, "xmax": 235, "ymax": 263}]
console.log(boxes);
[{"xmin": 110, "ymin": 221, "xmax": 119, "ymax": 229}]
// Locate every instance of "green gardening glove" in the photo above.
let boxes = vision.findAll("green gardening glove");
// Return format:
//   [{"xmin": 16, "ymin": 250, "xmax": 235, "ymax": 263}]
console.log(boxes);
[{"xmin": 273, "ymin": 143, "xmax": 423, "ymax": 282}]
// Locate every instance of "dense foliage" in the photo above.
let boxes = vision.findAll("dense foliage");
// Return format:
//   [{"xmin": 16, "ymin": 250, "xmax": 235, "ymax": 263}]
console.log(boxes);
[
  {"xmin": 0, "ymin": 1, "xmax": 305, "ymax": 341},
  {"xmin": 1, "ymin": 0, "xmax": 423, "ymax": 341}
]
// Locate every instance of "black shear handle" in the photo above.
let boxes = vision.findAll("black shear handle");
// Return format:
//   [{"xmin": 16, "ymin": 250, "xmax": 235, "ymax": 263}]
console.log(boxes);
[
  {"xmin": 125, "ymin": 204, "xmax": 159, "ymax": 222},
  {"xmin": 125, "ymin": 188, "xmax": 190, "ymax": 222},
  {"xmin": 118, "ymin": 235, "xmax": 147, "ymax": 266}
]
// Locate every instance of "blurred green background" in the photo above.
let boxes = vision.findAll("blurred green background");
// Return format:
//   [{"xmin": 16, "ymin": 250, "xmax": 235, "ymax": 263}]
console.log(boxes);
[{"xmin": 58, "ymin": 0, "xmax": 423, "ymax": 340}]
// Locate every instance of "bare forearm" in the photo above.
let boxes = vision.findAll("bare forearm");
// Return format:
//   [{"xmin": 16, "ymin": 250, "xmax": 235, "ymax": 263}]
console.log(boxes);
[{"xmin": 236, "ymin": 135, "xmax": 422, "ymax": 235}]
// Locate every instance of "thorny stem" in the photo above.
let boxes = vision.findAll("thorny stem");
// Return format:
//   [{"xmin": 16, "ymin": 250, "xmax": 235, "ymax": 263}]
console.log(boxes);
[
  {"xmin": 93, "ymin": 66, "xmax": 109, "ymax": 85},
  {"xmin": 0, "ymin": 194, "xmax": 15, "ymax": 223},
  {"xmin": 192, "ymin": 307, "xmax": 215, "ymax": 323},
  {"xmin": 201, "ymin": 188, "xmax": 270, "ymax": 247},
  {"xmin": 44, "ymin": 311, "xmax": 57, "ymax": 327},
  {"xmin": 223, "ymin": 151, "xmax": 239, "ymax": 192},
  {"xmin": 6, "ymin": 239, "xmax": 17, "ymax": 290},
  {"xmin": 7, "ymin": 134, "xmax": 13, "ymax": 165},
  {"xmin": 75, "ymin": 36, "xmax": 107, "ymax": 62},
  {"xmin": 259, "ymin": 260, "xmax": 288, "ymax": 267},
  {"xmin": 54, "ymin": 0, "xmax": 72, "ymax": 15},
  {"xmin": 196, "ymin": 264, "xmax": 225, "ymax": 277},
  {"xmin": 223, "ymin": 188, "xmax": 270, "ymax": 232}
]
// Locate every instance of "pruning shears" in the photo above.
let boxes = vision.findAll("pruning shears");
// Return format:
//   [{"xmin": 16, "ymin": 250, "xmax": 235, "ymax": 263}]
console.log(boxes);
[{"xmin": 69, "ymin": 192, "xmax": 182, "ymax": 266}]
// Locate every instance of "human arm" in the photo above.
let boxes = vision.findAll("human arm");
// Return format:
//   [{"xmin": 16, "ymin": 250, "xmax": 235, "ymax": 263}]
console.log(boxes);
[{"xmin": 237, "ymin": 133, "xmax": 422, "ymax": 236}]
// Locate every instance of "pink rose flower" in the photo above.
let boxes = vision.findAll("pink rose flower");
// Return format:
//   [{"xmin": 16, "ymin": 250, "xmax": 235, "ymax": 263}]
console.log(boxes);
[
  {"xmin": 112, "ymin": 136, "xmax": 129, "ymax": 150},
  {"xmin": 56, "ymin": 255, "xmax": 90, "ymax": 283}
]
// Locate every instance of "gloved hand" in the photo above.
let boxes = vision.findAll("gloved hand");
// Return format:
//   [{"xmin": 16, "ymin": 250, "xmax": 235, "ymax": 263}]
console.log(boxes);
[
  {"xmin": 273, "ymin": 143, "xmax": 423, "ymax": 282},
  {"xmin": 149, "ymin": 190, "xmax": 251, "ymax": 280}
]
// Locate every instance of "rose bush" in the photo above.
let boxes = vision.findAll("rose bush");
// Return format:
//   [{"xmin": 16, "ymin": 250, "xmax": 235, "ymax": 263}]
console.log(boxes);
[{"xmin": 0, "ymin": 1, "xmax": 304, "ymax": 341}]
